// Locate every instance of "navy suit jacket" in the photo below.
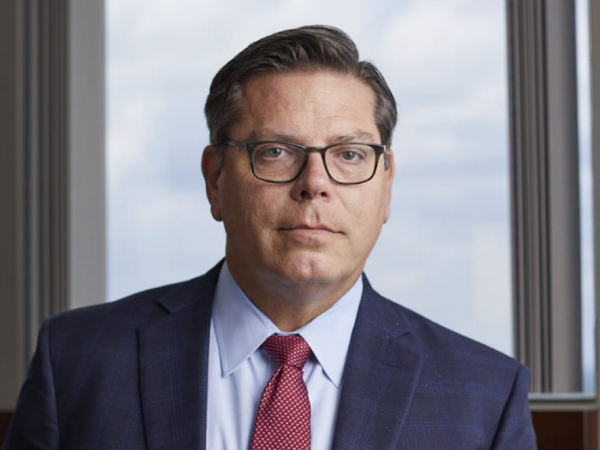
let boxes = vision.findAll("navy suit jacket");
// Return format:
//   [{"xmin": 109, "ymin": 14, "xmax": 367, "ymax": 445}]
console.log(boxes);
[{"xmin": 3, "ymin": 262, "xmax": 537, "ymax": 449}]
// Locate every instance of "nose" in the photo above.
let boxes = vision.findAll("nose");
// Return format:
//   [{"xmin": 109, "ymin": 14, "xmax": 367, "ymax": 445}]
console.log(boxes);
[{"xmin": 291, "ymin": 152, "xmax": 331, "ymax": 200}]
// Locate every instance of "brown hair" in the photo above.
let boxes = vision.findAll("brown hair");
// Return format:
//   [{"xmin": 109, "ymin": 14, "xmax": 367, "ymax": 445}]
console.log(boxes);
[{"xmin": 204, "ymin": 25, "xmax": 397, "ymax": 168}]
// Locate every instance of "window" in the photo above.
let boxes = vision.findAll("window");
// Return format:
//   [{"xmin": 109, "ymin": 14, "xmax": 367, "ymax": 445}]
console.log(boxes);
[
  {"xmin": 576, "ymin": 0, "xmax": 595, "ymax": 395},
  {"xmin": 0, "ymin": 0, "xmax": 596, "ymax": 447},
  {"xmin": 107, "ymin": 0, "xmax": 513, "ymax": 356}
]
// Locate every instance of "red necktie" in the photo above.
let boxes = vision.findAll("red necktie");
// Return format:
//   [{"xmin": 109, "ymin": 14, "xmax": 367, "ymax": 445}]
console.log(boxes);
[{"xmin": 250, "ymin": 334, "xmax": 312, "ymax": 450}]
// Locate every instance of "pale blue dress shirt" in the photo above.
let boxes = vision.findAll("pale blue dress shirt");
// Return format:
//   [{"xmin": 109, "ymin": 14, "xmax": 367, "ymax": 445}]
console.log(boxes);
[{"xmin": 206, "ymin": 262, "xmax": 363, "ymax": 450}]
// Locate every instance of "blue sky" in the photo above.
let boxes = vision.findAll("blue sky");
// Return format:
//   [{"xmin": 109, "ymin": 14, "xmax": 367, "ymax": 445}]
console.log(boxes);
[{"xmin": 106, "ymin": 0, "xmax": 594, "ymax": 388}]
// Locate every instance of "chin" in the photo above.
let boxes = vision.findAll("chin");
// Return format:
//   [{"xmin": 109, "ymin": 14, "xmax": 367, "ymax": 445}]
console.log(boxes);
[{"xmin": 274, "ymin": 256, "xmax": 342, "ymax": 286}]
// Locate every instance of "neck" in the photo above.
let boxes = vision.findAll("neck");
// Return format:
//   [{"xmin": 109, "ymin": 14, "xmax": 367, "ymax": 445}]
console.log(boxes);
[{"xmin": 226, "ymin": 261, "xmax": 361, "ymax": 332}]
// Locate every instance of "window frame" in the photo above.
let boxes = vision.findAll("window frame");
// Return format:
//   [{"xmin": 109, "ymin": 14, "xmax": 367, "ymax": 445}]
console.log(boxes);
[
  {"xmin": 1, "ymin": 0, "xmax": 599, "ymax": 446},
  {"xmin": 0, "ymin": 0, "xmax": 105, "ymax": 411}
]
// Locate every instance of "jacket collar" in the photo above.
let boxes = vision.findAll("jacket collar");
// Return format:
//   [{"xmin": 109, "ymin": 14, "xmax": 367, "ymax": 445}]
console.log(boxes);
[
  {"xmin": 138, "ymin": 262, "xmax": 222, "ymax": 450},
  {"xmin": 137, "ymin": 264, "xmax": 421, "ymax": 450},
  {"xmin": 332, "ymin": 274, "xmax": 423, "ymax": 450}
]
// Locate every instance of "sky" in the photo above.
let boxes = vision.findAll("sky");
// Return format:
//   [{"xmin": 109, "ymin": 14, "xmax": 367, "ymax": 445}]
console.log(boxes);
[{"xmin": 106, "ymin": 0, "xmax": 594, "ymax": 390}]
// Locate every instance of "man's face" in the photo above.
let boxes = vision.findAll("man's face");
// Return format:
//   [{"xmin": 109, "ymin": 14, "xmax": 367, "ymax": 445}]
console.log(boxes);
[{"xmin": 203, "ymin": 71, "xmax": 394, "ymax": 297}]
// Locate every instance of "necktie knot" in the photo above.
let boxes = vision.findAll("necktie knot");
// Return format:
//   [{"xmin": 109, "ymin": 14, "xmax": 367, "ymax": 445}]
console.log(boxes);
[{"xmin": 263, "ymin": 334, "xmax": 311, "ymax": 369}]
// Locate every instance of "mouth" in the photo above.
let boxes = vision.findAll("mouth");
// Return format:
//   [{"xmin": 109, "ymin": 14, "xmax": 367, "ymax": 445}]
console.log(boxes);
[{"xmin": 281, "ymin": 224, "xmax": 337, "ymax": 233}]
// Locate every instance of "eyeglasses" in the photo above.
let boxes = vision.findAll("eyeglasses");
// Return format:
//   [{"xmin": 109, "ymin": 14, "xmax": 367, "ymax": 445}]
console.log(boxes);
[{"xmin": 221, "ymin": 139, "xmax": 386, "ymax": 185}]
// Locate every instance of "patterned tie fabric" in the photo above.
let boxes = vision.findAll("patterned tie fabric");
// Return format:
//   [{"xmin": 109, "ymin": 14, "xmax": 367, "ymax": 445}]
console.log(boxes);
[{"xmin": 250, "ymin": 334, "xmax": 312, "ymax": 450}]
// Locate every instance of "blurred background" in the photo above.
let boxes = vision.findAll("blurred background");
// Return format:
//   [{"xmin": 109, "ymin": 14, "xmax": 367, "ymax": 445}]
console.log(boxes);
[
  {"xmin": 0, "ymin": 0, "xmax": 597, "ymax": 448},
  {"xmin": 106, "ymin": 0, "xmax": 593, "ymax": 387}
]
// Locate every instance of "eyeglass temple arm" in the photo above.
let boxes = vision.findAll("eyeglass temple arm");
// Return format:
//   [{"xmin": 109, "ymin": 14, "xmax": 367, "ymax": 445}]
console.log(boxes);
[{"xmin": 222, "ymin": 139, "xmax": 246, "ymax": 150}]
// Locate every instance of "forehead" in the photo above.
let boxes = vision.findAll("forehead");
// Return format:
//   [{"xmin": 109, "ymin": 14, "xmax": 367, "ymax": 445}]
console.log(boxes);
[{"xmin": 232, "ymin": 71, "xmax": 379, "ymax": 143}]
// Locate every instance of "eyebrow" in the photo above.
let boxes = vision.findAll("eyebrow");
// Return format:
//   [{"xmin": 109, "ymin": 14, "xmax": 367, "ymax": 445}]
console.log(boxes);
[
  {"xmin": 331, "ymin": 132, "xmax": 379, "ymax": 143},
  {"xmin": 246, "ymin": 130, "xmax": 380, "ymax": 144}
]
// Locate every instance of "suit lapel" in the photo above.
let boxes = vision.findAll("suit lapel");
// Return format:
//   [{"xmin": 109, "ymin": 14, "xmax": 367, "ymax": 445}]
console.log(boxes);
[
  {"xmin": 332, "ymin": 277, "xmax": 423, "ymax": 450},
  {"xmin": 136, "ymin": 265, "xmax": 420, "ymax": 449},
  {"xmin": 138, "ymin": 264, "xmax": 221, "ymax": 450}
]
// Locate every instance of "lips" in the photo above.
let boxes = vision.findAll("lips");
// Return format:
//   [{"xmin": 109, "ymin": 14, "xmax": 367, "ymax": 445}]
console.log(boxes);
[{"xmin": 282, "ymin": 223, "xmax": 337, "ymax": 233}]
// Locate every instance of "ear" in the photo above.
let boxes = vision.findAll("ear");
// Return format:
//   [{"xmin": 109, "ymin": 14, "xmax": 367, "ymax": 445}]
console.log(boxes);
[
  {"xmin": 201, "ymin": 145, "xmax": 223, "ymax": 222},
  {"xmin": 383, "ymin": 148, "xmax": 395, "ymax": 224}
]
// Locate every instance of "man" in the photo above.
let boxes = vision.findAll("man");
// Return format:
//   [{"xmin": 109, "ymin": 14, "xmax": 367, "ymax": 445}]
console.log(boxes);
[{"xmin": 3, "ymin": 25, "xmax": 536, "ymax": 449}]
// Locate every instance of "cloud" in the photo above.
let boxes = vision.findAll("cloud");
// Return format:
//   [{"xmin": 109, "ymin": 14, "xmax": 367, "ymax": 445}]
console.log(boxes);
[
  {"xmin": 366, "ymin": 211, "xmax": 512, "ymax": 355},
  {"xmin": 107, "ymin": 0, "xmax": 515, "ymax": 356},
  {"xmin": 106, "ymin": 94, "xmax": 159, "ymax": 188},
  {"xmin": 108, "ymin": 183, "xmax": 226, "ymax": 299}
]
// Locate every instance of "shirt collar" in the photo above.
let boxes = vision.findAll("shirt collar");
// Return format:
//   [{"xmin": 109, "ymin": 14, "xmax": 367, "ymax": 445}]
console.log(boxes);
[{"xmin": 212, "ymin": 262, "xmax": 363, "ymax": 388}]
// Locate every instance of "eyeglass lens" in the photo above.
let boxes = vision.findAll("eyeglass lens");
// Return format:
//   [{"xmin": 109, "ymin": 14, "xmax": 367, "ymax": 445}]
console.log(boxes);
[{"xmin": 251, "ymin": 142, "xmax": 378, "ymax": 183}]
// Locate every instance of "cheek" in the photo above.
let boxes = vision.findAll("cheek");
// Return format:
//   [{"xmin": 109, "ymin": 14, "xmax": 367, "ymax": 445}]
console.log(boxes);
[
  {"xmin": 349, "ymin": 186, "xmax": 389, "ymax": 228},
  {"xmin": 220, "ymin": 180, "xmax": 282, "ymax": 232},
  {"xmin": 346, "ymin": 187, "xmax": 381, "ymax": 217}
]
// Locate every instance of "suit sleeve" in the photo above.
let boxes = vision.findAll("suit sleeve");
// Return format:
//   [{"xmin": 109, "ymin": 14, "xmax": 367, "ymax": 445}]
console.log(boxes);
[
  {"xmin": 2, "ymin": 319, "xmax": 60, "ymax": 450},
  {"xmin": 491, "ymin": 364, "xmax": 537, "ymax": 449}
]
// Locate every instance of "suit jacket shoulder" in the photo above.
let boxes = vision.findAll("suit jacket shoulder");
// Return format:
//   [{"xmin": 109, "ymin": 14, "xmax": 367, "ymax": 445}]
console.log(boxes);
[
  {"xmin": 4, "ymin": 264, "xmax": 536, "ymax": 450},
  {"xmin": 331, "ymin": 275, "xmax": 537, "ymax": 450},
  {"xmin": 3, "ymin": 263, "xmax": 222, "ymax": 450}
]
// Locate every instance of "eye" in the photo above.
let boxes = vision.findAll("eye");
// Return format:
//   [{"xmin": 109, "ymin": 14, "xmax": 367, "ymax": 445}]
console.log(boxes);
[
  {"xmin": 341, "ymin": 150, "xmax": 360, "ymax": 161},
  {"xmin": 254, "ymin": 143, "xmax": 303, "ymax": 161},
  {"xmin": 256, "ymin": 145, "xmax": 289, "ymax": 159},
  {"xmin": 265, "ymin": 146, "xmax": 284, "ymax": 158},
  {"xmin": 332, "ymin": 146, "xmax": 368, "ymax": 162}
]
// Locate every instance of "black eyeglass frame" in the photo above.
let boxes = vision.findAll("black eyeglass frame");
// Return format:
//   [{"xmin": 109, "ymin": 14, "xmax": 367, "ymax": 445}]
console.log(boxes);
[{"xmin": 221, "ymin": 139, "xmax": 387, "ymax": 185}]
